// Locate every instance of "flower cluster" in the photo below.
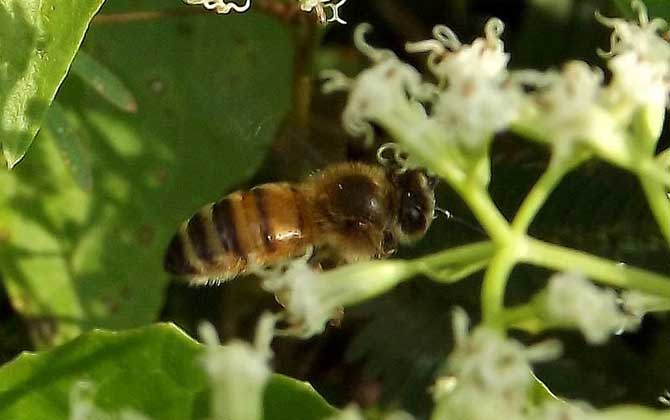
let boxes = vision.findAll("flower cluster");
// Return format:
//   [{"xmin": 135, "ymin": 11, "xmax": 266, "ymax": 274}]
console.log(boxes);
[
  {"xmin": 599, "ymin": 1, "xmax": 670, "ymax": 109},
  {"xmin": 322, "ymin": 2, "xmax": 670, "ymax": 184},
  {"xmin": 322, "ymin": 18, "xmax": 518, "ymax": 173}
]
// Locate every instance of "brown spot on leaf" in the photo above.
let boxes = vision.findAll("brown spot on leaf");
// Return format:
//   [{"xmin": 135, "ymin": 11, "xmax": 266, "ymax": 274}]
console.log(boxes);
[{"xmin": 136, "ymin": 224, "xmax": 155, "ymax": 247}]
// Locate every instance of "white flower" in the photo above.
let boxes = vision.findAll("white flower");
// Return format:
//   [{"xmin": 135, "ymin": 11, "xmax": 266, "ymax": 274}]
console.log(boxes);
[
  {"xmin": 432, "ymin": 384, "xmax": 527, "ymax": 420},
  {"xmin": 183, "ymin": 0, "xmax": 250, "ymax": 14},
  {"xmin": 598, "ymin": 1, "xmax": 670, "ymax": 107},
  {"xmin": 298, "ymin": 0, "xmax": 348, "ymax": 24},
  {"xmin": 321, "ymin": 25, "xmax": 430, "ymax": 146},
  {"xmin": 199, "ymin": 313, "xmax": 276, "ymax": 420},
  {"xmin": 407, "ymin": 19, "xmax": 521, "ymax": 149},
  {"xmin": 432, "ymin": 308, "xmax": 561, "ymax": 420},
  {"xmin": 515, "ymin": 61, "xmax": 624, "ymax": 158},
  {"xmin": 539, "ymin": 272, "xmax": 632, "ymax": 344},
  {"xmin": 262, "ymin": 259, "xmax": 410, "ymax": 338}
]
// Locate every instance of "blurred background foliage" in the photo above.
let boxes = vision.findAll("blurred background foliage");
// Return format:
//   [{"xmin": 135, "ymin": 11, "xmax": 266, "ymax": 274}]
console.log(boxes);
[{"xmin": 1, "ymin": 0, "xmax": 669, "ymax": 418}]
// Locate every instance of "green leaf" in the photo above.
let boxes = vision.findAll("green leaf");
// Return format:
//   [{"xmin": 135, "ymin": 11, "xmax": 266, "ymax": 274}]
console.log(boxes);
[
  {"xmin": 70, "ymin": 50, "xmax": 138, "ymax": 113},
  {"xmin": 0, "ymin": 2, "xmax": 293, "ymax": 346},
  {"xmin": 0, "ymin": 323, "xmax": 336, "ymax": 420},
  {"xmin": 264, "ymin": 374, "xmax": 337, "ymax": 420},
  {"xmin": 527, "ymin": 373, "xmax": 563, "ymax": 406},
  {"xmin": 0, "ymin": 0, "xmax": 106, "ymax": 168},
  {"xmin": 43, "ymin": 101, "xmax": 93, "ymax": 191},
  {"xmin": 613, "ymin": 0, "xmax": 670, "ymax": 20}
]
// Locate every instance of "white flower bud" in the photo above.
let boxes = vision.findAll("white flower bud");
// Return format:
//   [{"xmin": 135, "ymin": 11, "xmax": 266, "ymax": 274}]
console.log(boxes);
[
  {"xmin": 262, "ymin": 259, "xmax": 410, "ymax": 338},
  {"xmin": 539, "ymin": 272, "xmax": 631, "ymax": 344},
  {"xmin": 198, "ymin": 313, "xmax": 276, "ymax": 420}
]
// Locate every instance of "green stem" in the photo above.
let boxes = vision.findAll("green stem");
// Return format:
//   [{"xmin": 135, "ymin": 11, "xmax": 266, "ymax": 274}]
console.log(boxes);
[
  {"xmin": 512, "ymin": 156, "xmax": 582, "ymax": 234},
  {"xmin": 457, "ymin": 186, "xmax": 511, "ymax": 242},
  {"xmin": 639, "ymin": 175, "xmax": 670, "ymax": 244},
  {"xmin": 413, "ymin": 241, "xmax": 494, "ymax": 271},
  {"xmin": 500, "ymin": 302, "xmax": 538, "ymax": 327},
  {"xmin": 481, "ymin": 244, "xmax": 519, "ymax": 327},
  {"xmin": 639, "ymin": 159, "xmax": 670, "ymax": 189},
  {"xmin": 524, "ymin": 238, "xmax": 670, "ymax": 297},
  {"xmin": 418, "ymin": 259, "xmax": 490, "ymax": 284},
  {"xmin": 657, "ymin": 148, "xmax": 670, "ymax": 168}
]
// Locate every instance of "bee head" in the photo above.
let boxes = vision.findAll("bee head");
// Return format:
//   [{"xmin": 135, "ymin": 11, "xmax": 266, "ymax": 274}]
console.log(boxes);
[{"xmin": 390, "ymin": 169, "xmax": 436, "ymax": 244}]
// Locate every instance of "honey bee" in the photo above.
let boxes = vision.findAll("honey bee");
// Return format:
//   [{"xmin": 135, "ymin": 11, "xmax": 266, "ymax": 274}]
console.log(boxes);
[{"xmin": 164, "ymin": 162, "xmax": 436, "ymax": 284}]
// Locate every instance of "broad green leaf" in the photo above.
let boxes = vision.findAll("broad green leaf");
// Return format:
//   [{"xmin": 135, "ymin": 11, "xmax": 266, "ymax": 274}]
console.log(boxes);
[
  {"xmin": 0, "ymin": 2, "xmax": 293, "ymax": 346},
  {"xmin": 0, "ymin": 323, "xmax": 336, "ymax": 420},
  {"xmin": 70, "ymin": 50, "xmax": 137, "ymax": 113},
  {"xmin": 0, "ymin": 0, "xmax": 106, "ymax": 168},
  {"xmin": 43, "ymin": 101, "xmax": 93, "ymax": 191}
]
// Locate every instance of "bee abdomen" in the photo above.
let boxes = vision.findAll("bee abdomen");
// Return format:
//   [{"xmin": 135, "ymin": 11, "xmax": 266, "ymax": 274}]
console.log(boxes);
[
  {"xmin": 164, "ymin": 196, "xmax": 247, "ymax": 279},
  {"xmin": 212, "ymin": 197, "xmax": 244, "ymax": 258},
  {"xmin": 164, "ymin": 183, "xmax": 311, "ymax": 282}
]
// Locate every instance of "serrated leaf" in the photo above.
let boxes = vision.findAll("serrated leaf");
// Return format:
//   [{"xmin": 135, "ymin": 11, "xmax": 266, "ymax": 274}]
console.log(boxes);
[
  {"xmin": 0, "ymin": 323, "xmax": 336, "ymax": 420},
  {"xmin": 70, "ymin": 50, "xmax": 137, "ymax": 113},
  {"xmin": 43, "ymin": 101, "xmax": 93, "ymax": 191},
  {"xmin": 0, "ymin": 2, "xmax": 293, "ymax": 346},
  {"xmin": 0, "ymin": 0, "xmax": 106, "ymax": 168}
]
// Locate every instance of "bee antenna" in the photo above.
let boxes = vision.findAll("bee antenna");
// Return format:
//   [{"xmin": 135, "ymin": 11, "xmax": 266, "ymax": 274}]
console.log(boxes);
[{"xmin": 434, "ymin": 206, "xmax": 487, "ymax": 236}]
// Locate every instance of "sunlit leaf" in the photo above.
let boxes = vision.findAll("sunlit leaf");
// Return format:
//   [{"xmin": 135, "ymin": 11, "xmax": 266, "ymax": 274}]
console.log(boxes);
[
  {"xmin": 0, "ymin": 1, "xmax": 293, "ymax": 346},
  {"xmin": 0, "ymin": 0, "xmax": 105, "ymax": 168},
  {"xmin": 43, "ymin": 101, "xmax": 93, "ymax": 191},
  {"xmin": 0, "ymin": 323, "xmax": 336, "ymax": 420},
  {"xmin": 70, "ymin": 50, "xmax": 138, "ymax": 113}
]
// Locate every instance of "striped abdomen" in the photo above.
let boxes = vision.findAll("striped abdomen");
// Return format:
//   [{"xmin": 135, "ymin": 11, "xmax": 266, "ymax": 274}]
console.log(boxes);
[{"xmin": 164, "ymin": 183, "xmax": 312, "ymax": 281}]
